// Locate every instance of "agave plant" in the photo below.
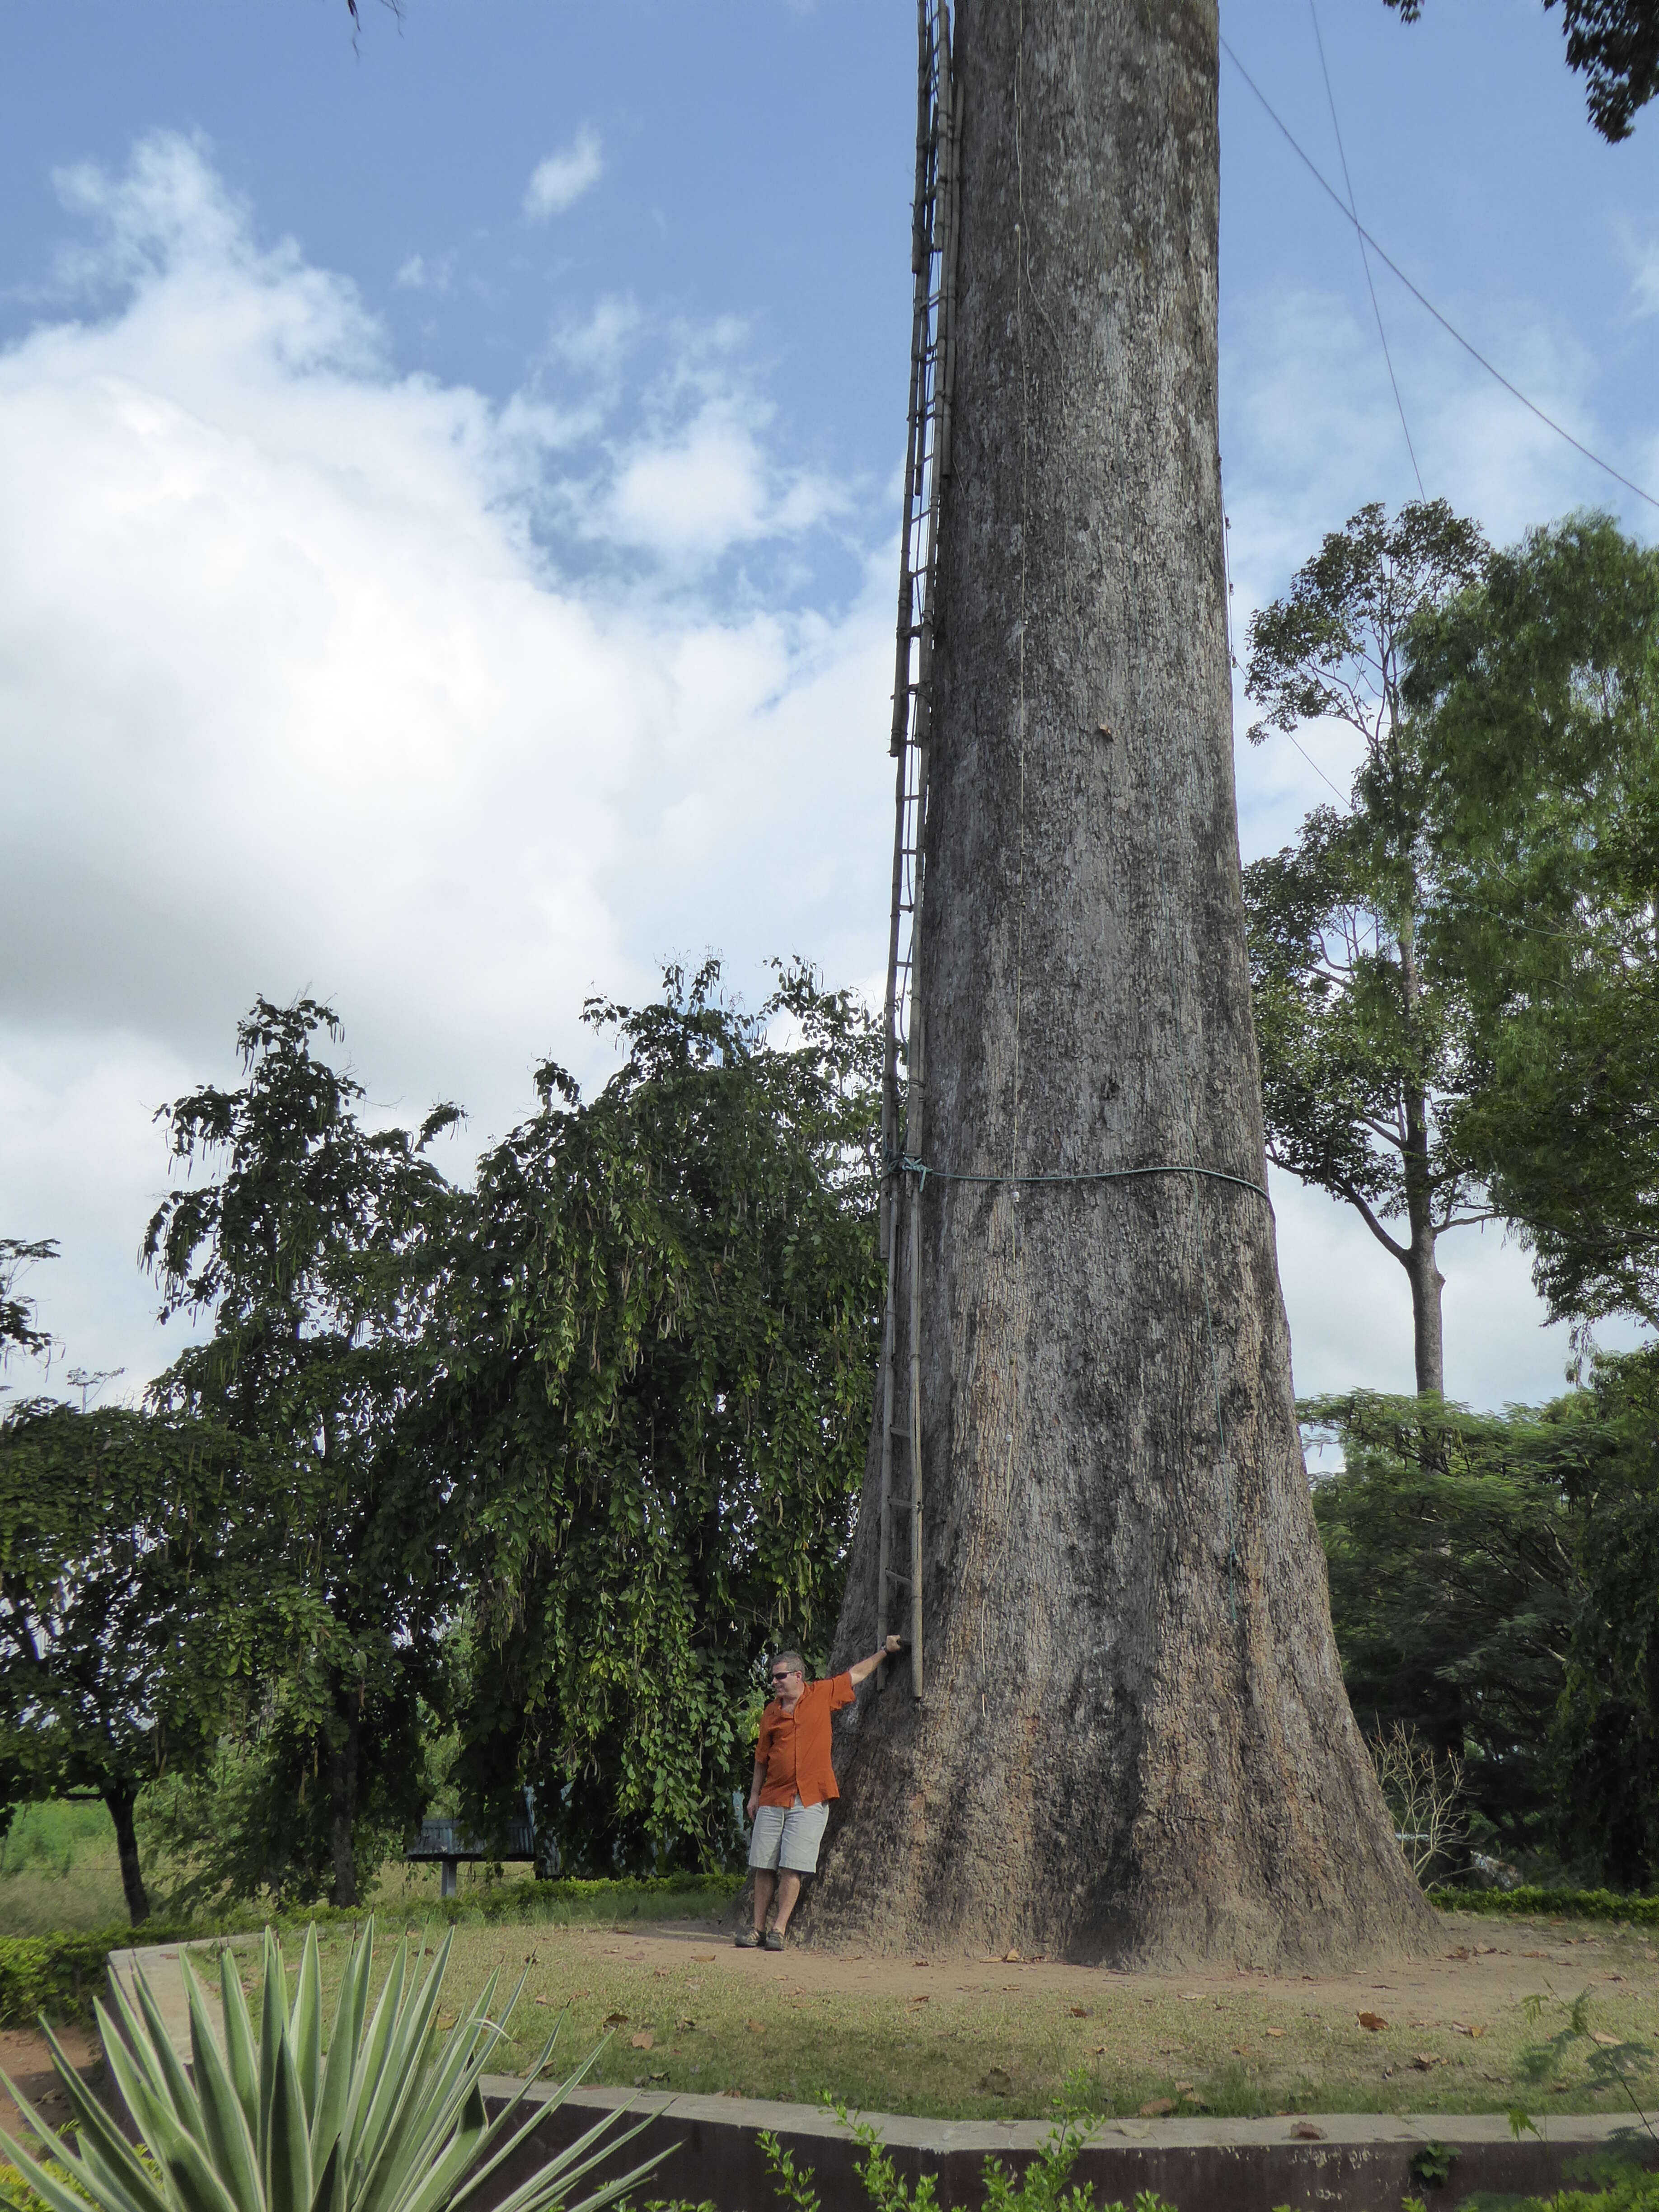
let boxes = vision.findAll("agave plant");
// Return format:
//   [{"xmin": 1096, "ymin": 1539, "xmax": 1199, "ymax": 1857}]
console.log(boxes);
[{"xmin": 1, "ymin": 1921, "xmax": 664, "ymax": 2212}]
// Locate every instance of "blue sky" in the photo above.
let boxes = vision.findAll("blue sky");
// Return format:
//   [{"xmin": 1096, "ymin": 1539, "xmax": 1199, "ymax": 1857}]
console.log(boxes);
[{"xmin": 1, "ymin": 0, "xmax": 1655, "ymax": 1412}]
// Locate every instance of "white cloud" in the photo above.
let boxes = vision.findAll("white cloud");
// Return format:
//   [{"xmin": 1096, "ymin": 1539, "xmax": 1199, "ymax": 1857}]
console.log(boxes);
[
  {"xmin": 0, "ymin": 134, "xmax": 892, "ymax": 1387},
  {"xmin": 523, "ymin": 126, "xmax": 604, "ymax": 222},
  {"xmin": 5, "ymin": 131, "xmax": 1650, "ymax": 1415},
  {"xmin": 1617, "ymin": 218, "xmax": 1659, "ymax": 317},
  {"xmin": 394, "ymin": 252, "xmax": 453, "ymax": 294}
]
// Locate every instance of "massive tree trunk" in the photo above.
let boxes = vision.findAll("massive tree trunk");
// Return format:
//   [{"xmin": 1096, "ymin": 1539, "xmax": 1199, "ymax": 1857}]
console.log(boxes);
[{"xmin": 810, "ymin": 0, "xmax": 1432, "ymax": 1968}]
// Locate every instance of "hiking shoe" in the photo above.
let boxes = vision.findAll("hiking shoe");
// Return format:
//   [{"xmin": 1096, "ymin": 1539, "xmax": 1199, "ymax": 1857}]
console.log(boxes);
[
  {"xmin": 733, "ymin": 1927, "xmax": 762, "ymax": 1948},
  {"xmin": 762, "ymin": 1929, "xmax": 784, "ymax": 1951}
]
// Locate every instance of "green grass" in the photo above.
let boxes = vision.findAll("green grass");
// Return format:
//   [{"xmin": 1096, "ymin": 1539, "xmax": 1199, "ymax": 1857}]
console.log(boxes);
[{"xmin": 0, "ymin": 1805, "xmax": 128, "ymax": 1936}]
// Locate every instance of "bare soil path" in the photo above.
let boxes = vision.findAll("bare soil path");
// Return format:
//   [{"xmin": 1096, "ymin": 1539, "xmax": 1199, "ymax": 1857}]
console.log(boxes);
[{"xmin": 401, "ymin": 1907, "xmax": 1659, "ymax": 2121}]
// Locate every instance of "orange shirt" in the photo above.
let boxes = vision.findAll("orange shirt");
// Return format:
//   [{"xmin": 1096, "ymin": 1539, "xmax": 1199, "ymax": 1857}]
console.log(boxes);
[{"xmin": 754, "ymin": 1673, "xmax": 856, "ymax": 1808}]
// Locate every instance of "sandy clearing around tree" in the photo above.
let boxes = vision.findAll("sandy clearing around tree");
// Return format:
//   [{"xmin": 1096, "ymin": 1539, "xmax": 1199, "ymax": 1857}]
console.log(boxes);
[{"xmin": 399, "ymin": 1907, "xmax": 1659, "ymax": 2121}]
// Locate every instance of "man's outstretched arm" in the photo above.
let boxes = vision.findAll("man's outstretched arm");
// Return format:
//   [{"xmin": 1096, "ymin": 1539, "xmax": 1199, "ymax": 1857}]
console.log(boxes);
[{"xmin": 848, "ymin": 1633, "xmax": 904, "ymax": 1687}]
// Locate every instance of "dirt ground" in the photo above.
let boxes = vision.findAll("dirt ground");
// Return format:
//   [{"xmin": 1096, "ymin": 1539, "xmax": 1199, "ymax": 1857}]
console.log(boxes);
[
  {"xmin": 8, "ymin": 1907, "xmax": 1655, "ymax": 2134},
  {"xmin": 374, "ymin": 1907, "xmax": 1659, "ymax": 2120},
  {"xmin": 0, "ymin": 2023, "xmax": 104, "ymax": 2150}
]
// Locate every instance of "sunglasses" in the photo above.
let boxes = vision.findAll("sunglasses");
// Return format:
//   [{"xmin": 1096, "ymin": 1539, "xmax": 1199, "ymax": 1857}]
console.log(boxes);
[{"xmin": 769, "ymin": 1668, "xmax": 798, "ymax": 1682}]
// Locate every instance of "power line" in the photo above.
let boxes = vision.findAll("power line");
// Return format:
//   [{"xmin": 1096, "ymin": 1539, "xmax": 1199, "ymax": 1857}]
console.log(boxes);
[
  {"xmin": 1307, "ymin": 0, "xmax": 1425, "ymax": 498},
  {"xmin": 1220, "ymin": 34, "xmax": 1659, "ymax": 517}
]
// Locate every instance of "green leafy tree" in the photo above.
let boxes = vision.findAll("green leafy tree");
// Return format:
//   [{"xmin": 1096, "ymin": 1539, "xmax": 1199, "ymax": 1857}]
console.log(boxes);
[
  {"xmin": 1553, "ymin": 1345, "xmax": 1659, "ymax": 1889},
  {"xmin": 0, "ymin": 1239, "xmax": 56, "ymax": 1373},
  {"xmin": 1244, "ymin": 499, "xmax": 1491, "ymax": 1395},
  {"xmin": 438, "ymin": 959, "xmax": 882, "ymax": 1873},
  {"xmin": 143, "ymin": 997, "xmax": 463, "ymax": 1907},
  {"xmin": 0, "ymin": 1401, "xmax": 250, "ymax": 1921},
  {"xmin": 1384, "ymin": 0, "xmax": 1659, "ymax": 142},
  {"xmin": 1409, "ymin": 513, "xmax": 1659, "ymax": 1331},
  {"xmin": 1312, "ymin": 1359, "xmax": 1659, "ymax": 1887},
  {"xmin": 1308, "ymin": 1387, "xmax": 1600, "ymax": 1866}
]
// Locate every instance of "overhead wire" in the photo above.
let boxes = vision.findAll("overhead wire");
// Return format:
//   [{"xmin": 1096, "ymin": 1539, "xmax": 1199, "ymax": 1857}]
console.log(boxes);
[
  {"xmin": 1219, "ymin": 33, "xmax": 1659, "ymax": 516},
  {"xmin": 1307, "ymin": 0, "xmax": 1425, "ymax": 497}
]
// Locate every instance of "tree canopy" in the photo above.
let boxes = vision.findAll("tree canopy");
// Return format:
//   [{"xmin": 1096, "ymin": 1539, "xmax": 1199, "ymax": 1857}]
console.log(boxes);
[
  {"xmin": 0, "ymin": 1401, "xmax": 251, "ymax": 1919},
  {"xmin": 439, "ymin": 959, "xmax": 883, "ymax": 1874},
  {"xmin": 1411, "ymin": 514, "xmax": 1659, "ymax": 1330},
  {"xmin": 142, "ymin": 996, "xmax": 464, "ymax": 1907}
]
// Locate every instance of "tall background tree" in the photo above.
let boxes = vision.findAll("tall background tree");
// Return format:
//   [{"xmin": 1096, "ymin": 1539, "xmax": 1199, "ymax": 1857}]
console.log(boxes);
[
  {"xmin": 439, "ymin": 961, "xmax": 883, "ymax": 1874},
  {"xmin": 1410, "ymin": 514, "xmax": 1659, "ymax": 1334},
  {"xmin": 1243, "ymin": 500, "xmax": 1491, "ymax": 1395},
  {"xmin": 813, "ymin": 1, "xmax": 1429, "ymax": 1966},
  {"xmin": 143, "ymin": 998, "xmax": 462, "ymax": 1907}
]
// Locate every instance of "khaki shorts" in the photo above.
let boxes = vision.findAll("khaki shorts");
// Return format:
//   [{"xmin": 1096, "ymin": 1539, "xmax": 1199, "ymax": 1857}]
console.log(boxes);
[{"xmin": 748, "ymin": 1799, "xmax": 830, "ymax": 1873}]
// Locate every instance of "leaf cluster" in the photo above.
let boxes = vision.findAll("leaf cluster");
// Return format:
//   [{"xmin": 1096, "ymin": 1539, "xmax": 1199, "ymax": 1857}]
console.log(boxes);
[
  {"xmin": 439, "ymin": 959, "xmax": 882, "ymax": 1873},
  {"xmin": 1409, "ymin": 515, "xmax": 1659, "ymax": 1326}
]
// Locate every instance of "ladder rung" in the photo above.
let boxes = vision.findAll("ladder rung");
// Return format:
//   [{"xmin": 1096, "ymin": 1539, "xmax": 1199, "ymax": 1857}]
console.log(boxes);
[{"xmin": 885, "ymin": 1568, "xmax": 913, "ymax": 1588}]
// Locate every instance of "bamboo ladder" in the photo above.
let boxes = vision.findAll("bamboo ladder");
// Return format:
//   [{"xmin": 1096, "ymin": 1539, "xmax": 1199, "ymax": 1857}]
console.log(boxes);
[{"xmin": 876, "ymin": 0, "xmax": 960, "ymax": 1704}]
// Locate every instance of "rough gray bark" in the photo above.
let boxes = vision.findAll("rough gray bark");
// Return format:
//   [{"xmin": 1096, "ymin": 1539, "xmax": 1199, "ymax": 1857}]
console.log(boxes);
[{"xmin": 809, "ymin": 0, "xmax": 1433, "ymax": 1967}]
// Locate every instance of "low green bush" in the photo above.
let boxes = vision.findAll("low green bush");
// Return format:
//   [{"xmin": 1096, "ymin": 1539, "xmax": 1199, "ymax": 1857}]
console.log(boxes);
[
  {"xmin": 0, "ymin": 1929, "xmax": 191, "ymax": 2027},
  {"xmin": 1429, "ymin": 1885, "xmax": 1659, "ymax": 1926},
  {"xmin": 0, "ymin": 1871, "xmax": 741, "ymax": 2024}
]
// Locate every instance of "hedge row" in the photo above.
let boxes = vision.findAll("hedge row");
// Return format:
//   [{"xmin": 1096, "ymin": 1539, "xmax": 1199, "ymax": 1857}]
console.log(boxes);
[
  {"xmin": 0, "ymin": 1872, "xmax": 744, "ymax": 2025},
  {"xmin": 1430, "ymin": 1884, "xmax": 1659, "ymax": 1925}
]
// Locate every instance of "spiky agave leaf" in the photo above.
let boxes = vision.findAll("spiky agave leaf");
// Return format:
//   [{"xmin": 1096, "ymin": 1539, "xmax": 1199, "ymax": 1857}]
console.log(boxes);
[{"xmin": 0, "ymin": 1922, "xmax": 665, "ymax": 2212}]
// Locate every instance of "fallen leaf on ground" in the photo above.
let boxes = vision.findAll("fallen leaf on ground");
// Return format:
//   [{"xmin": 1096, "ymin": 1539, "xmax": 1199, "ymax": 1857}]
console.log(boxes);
[
  {"xmin": 1181, "ymin": 2095, "xmax": 1209, "ymax": 2111},
  {"xmin": 603, "ymin": 2012, "xmax": 629, "ymax": 2028},
  {"xmin": 1523, "ymin": 1950, "xmax": 1546, "ymax": 1958},
  {"xmin": 980, "ymin": 2067, "xmax": 1014, "ymax": 2095},
  {"xmin": 629, "ymin": 2031, "xmax": 655, "ymax": 2051},
  {"xmin": 746, "ymin": 2019, "xmax": 765, "ymax": 2033},
  {"xmin": 912, "ymin": 1959, "xmax": 931, "ymax": 1966},
  {"xmin": 533, "ymin": 1996, "xmax": 550, "ymax": 2006},
  {"xmin": 1174, "ymin": 2081, "xmax": 1195, "ymax": 2093},
  {"xmin": 911, "ymin": 1994, "xmax": 930, "ymax": 2005},
  {"xmin": 1264, "ymin": 2027, "xmax": 1286, "ymax": 2039},
  {"xmin": 1452, "ymin": 2022, "xmax": 1486, "ymax": 2039},
  {"xmin": 1069, "ymin": 2005, "xmax": 1093, "ymax": 2018},
  {"xmin": 1592, "ymin": 2030, "xmax": 1624, "ymax": 2047},
  {"xmin": 1138, "ymin": 2099, "xmax": 1175, "ymax": 2117},
  {"xmin": 1290, "ymin": 2122, "xmax": 1326, "ymax": 2141},
  {"xmin": 1357, "ymin": 2012, "xmax": 1387, "ymax": 2032},
  {"xmin": 649, "ymin": 2071, "xmax": 668, "ymax": 2083},
  {"xmin": 1412, "ymin": 2055, "xmax": 1438, "ymax": 2071},
  {"xmin": 693, "ymin": 1953, "xmax": 715, "ymax": 1962},
  {"xmin": 1091, "ymin": 2044, "xmax": 1108, "ymax": 2056},
  {"xmin": 676, "ymin": 2016, "xmax": 695, "ymax": 2030},
  {"xmin": 1004, "ymin": 1950, "xmax": 1021, "ymax": 1962}
]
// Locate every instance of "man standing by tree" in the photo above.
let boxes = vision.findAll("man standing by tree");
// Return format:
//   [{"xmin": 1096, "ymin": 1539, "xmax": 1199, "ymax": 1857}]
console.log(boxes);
[{"xmin": 739, "ymin": 1635, "xmax": 902, "ymax": 1950}]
